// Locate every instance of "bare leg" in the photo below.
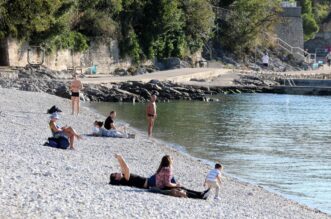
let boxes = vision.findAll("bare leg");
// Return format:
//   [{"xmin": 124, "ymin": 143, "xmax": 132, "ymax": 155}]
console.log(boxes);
[
  {"xmin": 72, "ymin": 97, "xmax": 79, "ymax": 116},
  {"xmin": 69, "ymin": 135, "xmax": 75, "ymax": 149},
  {"xmin": 71, "ymin": 97, "xmax": 75, "ymax": 115},
  {"xmin": 76, "ymin": 98, "xmax": 80, "ymax": 115},
  {"xmin": 63, "ymin": 127, "xmax": 82, "ymax": 140},
  {"xmin": 147, "ymin": 117, "xmax": 154, "ymax": 137}
]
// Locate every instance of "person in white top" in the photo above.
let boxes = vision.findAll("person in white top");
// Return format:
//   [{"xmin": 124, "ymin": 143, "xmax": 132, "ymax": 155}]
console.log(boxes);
[
  {"xmin": 326, "ymin": 51, "xmax": 331, "ymax": 67},
  {"xmin": 262, "ymin": 52, "xmax": 269, "ymax": 67},
  {"xmin": 204, "ymin": 163, "xmax": 223, "ymax": 200}
]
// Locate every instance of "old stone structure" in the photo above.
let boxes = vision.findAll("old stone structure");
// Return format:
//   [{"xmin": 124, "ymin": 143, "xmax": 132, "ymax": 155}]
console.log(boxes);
[
  {"xmin": 276, "ymin": 4, "xmax": 304, "ymax": 49},
  {"xmin": 0, "ymin": 38, "xmax": 131, "ymax": 73}
]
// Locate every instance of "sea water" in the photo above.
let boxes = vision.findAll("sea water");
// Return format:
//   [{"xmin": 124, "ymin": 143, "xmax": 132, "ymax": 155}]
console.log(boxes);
[{"xmin": 89, "ymin": 94, "xmax": 331, "ymax": 214}]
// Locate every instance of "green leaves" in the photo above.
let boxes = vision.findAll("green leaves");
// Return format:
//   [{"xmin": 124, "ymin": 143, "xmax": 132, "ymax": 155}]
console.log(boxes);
[
  {"xmin": 0, "ymin": 0, "xmax": 214, "ymax": 61},
  {"xmin": 118, "ymin": 0, "xmax": 214, "ymax": 62},
  {"xmin": 302, "ymin": 13, "xmax": 319, "ymax": 41},
  {"xmin": 299, "ymin": 0, "xmax": 321, "ymax": 41},
  {"xmin": 217, "ymin": 0, "xmax": 281, "ymax": 54}
]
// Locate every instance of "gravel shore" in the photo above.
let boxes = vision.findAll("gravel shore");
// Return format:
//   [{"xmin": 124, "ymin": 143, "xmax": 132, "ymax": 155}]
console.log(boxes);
[{"xmin": 0, "ymin": 88, "xmax": 330, "ymax": 219}]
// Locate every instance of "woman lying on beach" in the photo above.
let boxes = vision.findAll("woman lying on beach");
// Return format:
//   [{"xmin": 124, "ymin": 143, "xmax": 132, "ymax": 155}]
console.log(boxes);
[
  {"xmin": 92, "ymin": 121, "xmax": 133, "ymax": 138},
  {"xmin": 109, "ymin": 154, "xmax": 210, "ymax": 199},
  {"xmin": 49, "ymin": 113, "xmax": 82, "ymax": 149}
]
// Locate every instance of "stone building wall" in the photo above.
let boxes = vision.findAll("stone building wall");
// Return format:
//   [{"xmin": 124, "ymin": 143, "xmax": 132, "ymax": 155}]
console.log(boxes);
[
  {"xmin": 276, "ymin": 6, "xmax": 304, "ymax": 49},
  {"xmin": 5, "ymin": 38, "xmax": 131, "ymax": 73}
]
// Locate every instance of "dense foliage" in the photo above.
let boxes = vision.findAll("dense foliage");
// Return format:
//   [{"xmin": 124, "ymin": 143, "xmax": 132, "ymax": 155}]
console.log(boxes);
[
  {"xmin": 298, "ymin": 0, "xmax": 331, "ymax": 41},
  {"xmin": 0, "ymin": 0, "xmax": 214, "ymax": 62},
  {"xmin": 214, "ymin": 0, "xmax": 281, "ymax": 54},
  {"xmin": 0, "ymin": 0, "xmax": 329, "ymax": 62},
  {"xmin": 118, "ymin": 0, "xmax": 215, "ymax": 62}
]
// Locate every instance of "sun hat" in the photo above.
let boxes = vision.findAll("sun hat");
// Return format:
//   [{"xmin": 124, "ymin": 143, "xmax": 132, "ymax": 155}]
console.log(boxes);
[
  {"xmin": 50, "ymin": 113, "xmax": 60, "ymax": 120},
  {"xmin": 47, "ymin": 105, "xmax": 62, "ymax": 114}
]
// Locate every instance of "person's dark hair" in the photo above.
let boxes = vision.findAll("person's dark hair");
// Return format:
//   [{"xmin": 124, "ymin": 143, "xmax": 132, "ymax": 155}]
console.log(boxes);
[
  {"xmin": 215, "ymin": 163, "xmax": 223, "ymax": 170},
  {"xmin": 151, "ymin": 91, "xmax": 158, "ymax": 96},
  {"xmin": 156, "ymin": 155, "xmax": 172, "ymax": 174},
  {"xmin": 94, "ymin": 121, "xmax": 103, "ymax": 127},
  {"xmin": 110, "ymin": 111, "xmax": 115, "ymax": 115},
  {"xmin": 109, "ymin": 173, "xmax": 121, "ymax": 185}
]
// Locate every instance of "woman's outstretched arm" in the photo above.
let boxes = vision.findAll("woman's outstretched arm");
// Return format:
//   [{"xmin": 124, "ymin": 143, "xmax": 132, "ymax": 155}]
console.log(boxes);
[{"xmin": 115, "ymin": 154, "xmax": 130, "ymax": 180}]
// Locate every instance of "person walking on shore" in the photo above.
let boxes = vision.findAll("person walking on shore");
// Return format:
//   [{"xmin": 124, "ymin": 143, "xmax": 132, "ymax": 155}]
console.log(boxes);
[
  {"xmin": 70, "ymin": 74, "xmax": 83, "ymax": 115},
  {"xmin": 146, "ymin": 93, "xmax": 157, "ymax": 137},
  {"xmin": 204, "ymin": 163, "xmax": 223, "ymax": 200}
]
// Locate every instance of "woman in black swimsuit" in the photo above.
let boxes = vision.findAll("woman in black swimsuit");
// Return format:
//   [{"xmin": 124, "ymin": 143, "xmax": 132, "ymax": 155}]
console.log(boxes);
[{"xmin": 109, "ymin": 154, "xmax": 210, "ymax": 199}]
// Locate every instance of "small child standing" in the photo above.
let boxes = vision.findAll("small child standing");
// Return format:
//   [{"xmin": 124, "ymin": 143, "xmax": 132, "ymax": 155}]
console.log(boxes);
[{"xmin": 204, "ymin": 163, "xmax": 223, "ymax": 200}]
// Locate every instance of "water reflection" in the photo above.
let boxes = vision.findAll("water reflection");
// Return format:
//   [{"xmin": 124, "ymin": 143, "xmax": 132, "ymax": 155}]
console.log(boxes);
[{"xmin": 88, "ymin": 94, "xmax": 331, "ymax": 214}]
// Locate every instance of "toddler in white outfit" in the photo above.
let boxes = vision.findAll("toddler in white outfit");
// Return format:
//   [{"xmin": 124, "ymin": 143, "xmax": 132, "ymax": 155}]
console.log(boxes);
[{"xmin": 204, "ymin": 163, "xmax": 223, "ymax": 200}]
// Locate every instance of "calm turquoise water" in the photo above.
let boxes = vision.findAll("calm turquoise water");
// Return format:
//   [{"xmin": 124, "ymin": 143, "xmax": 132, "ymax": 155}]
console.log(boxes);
[{"xmin": 89, "ymin": 94, "xmax": 331, "ymax": 214}]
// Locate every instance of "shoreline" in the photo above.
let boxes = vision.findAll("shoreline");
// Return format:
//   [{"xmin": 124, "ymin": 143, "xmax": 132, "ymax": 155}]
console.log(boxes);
[
  {"xmin": 88, "ymin": 101, "xmax": 330, "ymax": 215},
  {"xmin": 0, "ymin": 89, "xmax": 331, "ymax": 218},
  {"xmin": 0, "ymin": 88, "xmax": 330, "ymax": 218},
  {"xmin": 2, "ymin": 67, "xmax": 331, "ymax": 105}
]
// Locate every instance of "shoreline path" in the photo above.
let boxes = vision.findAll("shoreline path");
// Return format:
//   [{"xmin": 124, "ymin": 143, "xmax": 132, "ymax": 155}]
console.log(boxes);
[
  {"xmin": 80, "ymin": 67, "xmax": 331, "ymax": 87},
  {"xmin": 0, "ymin": 88, "xmax": 330, "ymax": 218}
]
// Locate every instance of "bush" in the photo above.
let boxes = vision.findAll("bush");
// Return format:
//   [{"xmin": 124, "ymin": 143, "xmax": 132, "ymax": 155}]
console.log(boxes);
[{"xmin": 302, "ymin": 13, "xmax": 319, "ymax": 41}]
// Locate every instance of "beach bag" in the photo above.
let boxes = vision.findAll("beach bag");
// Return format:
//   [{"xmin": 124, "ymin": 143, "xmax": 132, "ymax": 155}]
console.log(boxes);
[
  {"xmin": 47, "ymin": 138, "xmax": 59, "ymax": 148},
  {"xmin": 57, "ymin": 137, "xmax": 69, "ymax": 149},
  {"xmin": 47, "ymin": 137, "xmax": 69, "ymax": 149}
]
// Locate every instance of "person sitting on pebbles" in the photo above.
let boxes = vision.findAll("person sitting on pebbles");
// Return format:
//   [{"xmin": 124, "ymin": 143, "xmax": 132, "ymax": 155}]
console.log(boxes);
[
  {"xmin": 92, "ymin": 121, "xmax": 134, "ymax": 138},
  {"xmin": 104, "ymin": 111, "xmax": 127, "ymax": 132},
  {"xmin": 109, "ymin": 154, "xmax": 210, "ymax": 199},
  {"xmin": 49, "ymin": 113, "xmax": 82, "ymax": 149}
]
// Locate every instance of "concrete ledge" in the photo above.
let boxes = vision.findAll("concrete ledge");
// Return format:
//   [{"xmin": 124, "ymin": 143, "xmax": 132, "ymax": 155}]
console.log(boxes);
[
  {"xmin": 81, "ymin": 68, "xmax": 232, "ymax": 84},
  {"xmin": 0, "ymin": 67, "xmax": 18, "ymax": 79},
  {"xmin": 267, "ymin": 86, "xmax": 331, "ymax": 95}
]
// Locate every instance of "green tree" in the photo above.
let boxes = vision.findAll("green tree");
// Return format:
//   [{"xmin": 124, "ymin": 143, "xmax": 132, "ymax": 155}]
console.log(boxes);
[
  {"xmin": 118, "ymin": 0, "xmax": 214, "ymax": 62},
  {"xmin": 299, "ymin": 0, "xmax": 319, "ymax": 40},
  {"xmin": 302, "ymin": 13, "xmax": 319, "ymax": 40},
  {"xmin": 145, "ymin": 0, "xmax": 185, "ymax": 58},
  {"xmin": 313, "ymin": 1, "xmax": 330, "ymax": 25},
  {"xmin": 218, "ymin": 0, "xmax": 281, "ymax": 54},
  {"xmin": 181, "ymin": 0, "xmax": 215, "ymax": 53},
  {"xmin": 0, "ymin": 0, "xmax": 70, "ymax": 41}
]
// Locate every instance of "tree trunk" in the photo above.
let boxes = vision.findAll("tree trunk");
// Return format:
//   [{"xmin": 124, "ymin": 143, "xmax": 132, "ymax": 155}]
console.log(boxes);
[{"xmin": 0, "ymin": 37, "xmax": 10, "ymax": 66}]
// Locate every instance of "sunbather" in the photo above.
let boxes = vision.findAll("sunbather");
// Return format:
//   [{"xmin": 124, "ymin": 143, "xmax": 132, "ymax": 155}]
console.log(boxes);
[
  {"xmin": 92, "ymin": 121, "xmax": 134, "ymax": 138},
  {"xmin": 109, "ymin": 154, "xmax": 210, "ymax": 199}
]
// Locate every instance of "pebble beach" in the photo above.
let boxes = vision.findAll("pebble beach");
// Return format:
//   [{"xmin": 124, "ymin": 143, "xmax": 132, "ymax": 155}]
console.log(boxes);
[{"xmin": 0, "ymin": 88, "xmax": 330, "ymax": 219}]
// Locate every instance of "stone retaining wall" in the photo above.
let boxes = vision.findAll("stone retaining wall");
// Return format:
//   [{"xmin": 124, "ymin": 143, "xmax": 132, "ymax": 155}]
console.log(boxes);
[
  {"xmin": 4, "ymin": 38, "xmax": 131, "ymax": 74},
  {"xmin": 276, "ymin": 7, "xmax": 304, "ymax": 49}
]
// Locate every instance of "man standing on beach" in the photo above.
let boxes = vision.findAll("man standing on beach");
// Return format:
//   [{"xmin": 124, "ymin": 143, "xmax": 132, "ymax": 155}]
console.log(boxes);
[
  {"xmin": 146, "ymin": 93, "xmax": 157, "ymax": 137},
  {"xmin": 70, "ymin": 74, "xmax": 83, "ymax": 115}
]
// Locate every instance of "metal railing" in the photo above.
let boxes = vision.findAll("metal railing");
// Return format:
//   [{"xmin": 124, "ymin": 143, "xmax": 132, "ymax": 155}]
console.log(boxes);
[{"xmin": 265, "ymin": 33, "xmax": 316, "ymax": 63}]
